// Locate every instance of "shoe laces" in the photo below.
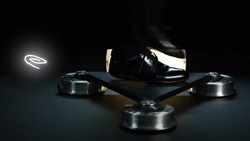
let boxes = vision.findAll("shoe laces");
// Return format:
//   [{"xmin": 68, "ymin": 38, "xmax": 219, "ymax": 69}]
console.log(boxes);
[
  {"xmin": 144, "ymin": 49, "xmax": 158, "ymax": 60},
  {"xmin": 138, "ymin": 49, "xmax": 158, "ymax": 74}
]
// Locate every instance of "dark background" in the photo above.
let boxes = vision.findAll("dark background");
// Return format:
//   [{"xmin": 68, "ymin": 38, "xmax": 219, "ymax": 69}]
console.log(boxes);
[
  {"xmin": 0, "ymin": 1, "xmax": 249, "ymax": 141},
  {"xmin": 0, "ymin": 0, "xmax": 247, "ymax": 76}
]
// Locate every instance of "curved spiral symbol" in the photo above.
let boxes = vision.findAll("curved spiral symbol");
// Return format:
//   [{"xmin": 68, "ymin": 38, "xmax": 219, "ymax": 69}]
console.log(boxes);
[{"xmin": 24, "ymin": 55, "xmax": 47, "ymax": 69}]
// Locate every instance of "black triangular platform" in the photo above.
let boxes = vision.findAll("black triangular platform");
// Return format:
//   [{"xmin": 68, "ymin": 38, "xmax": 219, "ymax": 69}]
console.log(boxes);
[{"xmin": 86, "ymin": 72, "xmax": 210, "ymax": 103}]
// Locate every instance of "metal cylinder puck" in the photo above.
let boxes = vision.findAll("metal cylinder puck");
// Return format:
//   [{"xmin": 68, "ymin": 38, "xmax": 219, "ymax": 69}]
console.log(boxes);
[
  {"xmin": 189, "ymin": 72, "xmax": 236, "ymax": 97},
  {"xmin": 58, "ymin": 71, "xmax": 106, "ymax": 95},
  {"xmin": 120, "ymin": 101, "xmax": 176, "ymax": 131}
]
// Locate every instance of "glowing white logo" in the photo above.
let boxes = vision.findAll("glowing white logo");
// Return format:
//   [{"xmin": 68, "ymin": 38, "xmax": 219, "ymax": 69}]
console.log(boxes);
[{"xmin": 24, "ymin": 55, "xmax": 47, "ymax": 69}]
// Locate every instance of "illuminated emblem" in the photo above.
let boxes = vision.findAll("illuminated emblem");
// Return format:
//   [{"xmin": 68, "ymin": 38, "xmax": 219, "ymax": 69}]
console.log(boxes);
[{"xmin": 24, "ymin": 55, "xmax": 47, "ymax": 69}]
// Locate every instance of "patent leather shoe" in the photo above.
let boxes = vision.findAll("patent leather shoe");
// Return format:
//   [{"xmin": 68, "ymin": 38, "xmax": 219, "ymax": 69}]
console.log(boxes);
[{"xmin": 109, "ymin": 49, "xmax": 189, "ymax": 83}]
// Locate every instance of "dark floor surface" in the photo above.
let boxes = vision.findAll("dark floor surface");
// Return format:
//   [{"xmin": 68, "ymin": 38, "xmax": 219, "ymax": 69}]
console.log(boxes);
[{"xmin": 0, "ymin": 49, "xmax": 250, "ymax": 141}]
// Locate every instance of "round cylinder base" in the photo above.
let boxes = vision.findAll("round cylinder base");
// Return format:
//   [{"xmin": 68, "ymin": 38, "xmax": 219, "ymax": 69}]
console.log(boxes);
[
  {"xmin": 57, "ymin": 71, "xmax": 106, "ymax": 95},
  {"xmin": 189, "ymin": 72, "xmax": 236, "ymax": 97},
  {"xmin": 120, "ymin": 102, "xmax": 176, "ymax": 131}
]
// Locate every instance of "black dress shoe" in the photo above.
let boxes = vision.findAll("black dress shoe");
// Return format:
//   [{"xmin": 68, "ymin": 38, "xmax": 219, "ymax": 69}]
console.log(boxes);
[
  {"xmin": 147, "ymin": 26, "xmax": 185, "ymax": 58},
  {"xmin": 109, "ymin": 49, "xmax": 189, "ymax": 83}
]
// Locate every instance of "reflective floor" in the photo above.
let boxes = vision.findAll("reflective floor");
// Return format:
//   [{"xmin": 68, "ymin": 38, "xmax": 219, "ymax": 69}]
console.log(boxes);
[{"xmin": 0, "ymin": 62, "xmax": 250, "ymax": 141}]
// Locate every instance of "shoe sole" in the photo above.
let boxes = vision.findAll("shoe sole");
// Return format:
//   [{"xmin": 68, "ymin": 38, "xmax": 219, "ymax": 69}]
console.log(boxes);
[{"xmin": 110, "ymin": 73, "xmax": 189, "ymax": 84}]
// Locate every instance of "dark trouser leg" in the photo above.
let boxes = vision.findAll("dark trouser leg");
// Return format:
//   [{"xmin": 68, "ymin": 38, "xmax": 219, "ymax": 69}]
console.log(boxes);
[
  {"xmin": 147, "ymin": 0, "xmax": 171, "ymax": 27},
  {"xmin": 112, "ymin": 0, "xmax": 183, "ymax": 58},
  {"xmin": 146, "ymin": 0, "xmax": 185, "ymax": 58},
  {"xmin": 147, "ymin": 0, "xmax": 173, "ymax": 43},
  {"xmin": 112, "ymin": 0, "xmax": 148, "ymax": 58}
]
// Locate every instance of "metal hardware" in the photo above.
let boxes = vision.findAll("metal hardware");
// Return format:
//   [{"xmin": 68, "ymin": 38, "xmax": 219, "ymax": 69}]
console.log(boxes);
[
  {"xmin": 189, "ymin": 72, "xmax": 236, "ymax": 97},
  {"xmin": 58, "ymin": 71, "xmax": 106, "ymax": 95},
  {"xmin": 120, "ymin": 100, "xmax": 176, "ymax": 131}
]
